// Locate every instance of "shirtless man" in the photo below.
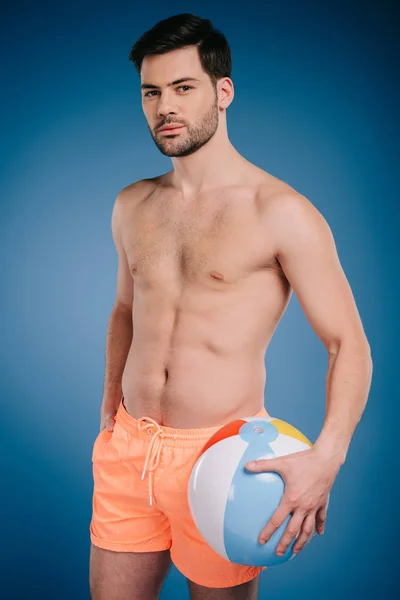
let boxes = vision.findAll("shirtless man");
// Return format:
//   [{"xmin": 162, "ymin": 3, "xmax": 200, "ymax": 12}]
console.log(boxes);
[{"xmin": 89, "ymin": 13, "xmax": 372, "ymax": 600}]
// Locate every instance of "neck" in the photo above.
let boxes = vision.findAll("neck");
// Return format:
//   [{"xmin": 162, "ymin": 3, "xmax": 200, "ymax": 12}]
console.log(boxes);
[{"xmin": 169, "ymin": 129, "xmax": 245, "ymax": 198}]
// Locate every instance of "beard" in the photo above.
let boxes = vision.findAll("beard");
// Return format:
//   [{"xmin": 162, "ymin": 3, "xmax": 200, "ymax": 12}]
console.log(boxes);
[{"xmin": 149, "ymin": 95, "xmax": 219, "ymax": 158}]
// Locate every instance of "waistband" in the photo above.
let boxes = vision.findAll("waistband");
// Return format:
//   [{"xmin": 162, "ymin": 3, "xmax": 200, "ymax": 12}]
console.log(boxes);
[
  {"xmin": 115, "ymin": 395, "xmax": 269, "ymax": 507},
  {"xmin": 115, "ymin": 396, "xmax": 269, "ymax": 448}
]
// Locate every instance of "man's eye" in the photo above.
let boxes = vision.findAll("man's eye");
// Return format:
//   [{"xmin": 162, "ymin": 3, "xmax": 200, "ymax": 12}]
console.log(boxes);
[{"xmin": 144, "ymin": 86, "xmax": 193, "ymax": 98}]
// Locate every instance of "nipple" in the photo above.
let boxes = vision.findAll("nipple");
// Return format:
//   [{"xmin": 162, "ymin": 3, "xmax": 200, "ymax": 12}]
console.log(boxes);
[{"xmin": 209, "ymin": 270, "xmax": 224, "ymax": 281}]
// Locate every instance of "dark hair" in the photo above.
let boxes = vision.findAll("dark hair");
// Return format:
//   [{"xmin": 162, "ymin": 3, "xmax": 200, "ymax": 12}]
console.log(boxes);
[{"xmin": 128, "ymin": 13, "xmax": 232, "ymax": 86}]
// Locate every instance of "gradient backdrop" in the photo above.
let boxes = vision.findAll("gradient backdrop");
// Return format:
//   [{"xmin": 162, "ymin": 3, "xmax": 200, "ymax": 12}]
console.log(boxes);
[{"xmin": 1, "ymin": 0, "xmax": 398, "ymax": 598}]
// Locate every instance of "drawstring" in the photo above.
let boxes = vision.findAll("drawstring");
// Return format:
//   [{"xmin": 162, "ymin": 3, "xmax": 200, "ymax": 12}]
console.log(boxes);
[{"xmin": 137, "ymin": 416, "xmax": 176, "ymax": 506}]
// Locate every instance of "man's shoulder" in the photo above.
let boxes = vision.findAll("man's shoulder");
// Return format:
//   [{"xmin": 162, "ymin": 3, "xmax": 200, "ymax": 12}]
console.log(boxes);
[
  {"xmin": 252, "ymin": 173, "xmax": 329, "ymax": 249},
  {"xmin": 116, "ymin": 177, "xmax": 160, "ymax": 208},
  {"xmin": 256, "ymin": 175, "xmax": 321, "ymax": 222}
]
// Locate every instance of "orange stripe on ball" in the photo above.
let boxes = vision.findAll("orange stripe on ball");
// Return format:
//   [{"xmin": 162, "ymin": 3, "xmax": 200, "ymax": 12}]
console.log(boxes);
[{"xmin": 200, "ymin": 419, "xmax": 248, "ymax": 454}]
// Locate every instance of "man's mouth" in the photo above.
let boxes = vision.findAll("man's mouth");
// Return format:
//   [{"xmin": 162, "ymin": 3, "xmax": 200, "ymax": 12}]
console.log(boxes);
[{"xmin": 158, "ymin": 125, "xmax": 185, "ymax": 133}]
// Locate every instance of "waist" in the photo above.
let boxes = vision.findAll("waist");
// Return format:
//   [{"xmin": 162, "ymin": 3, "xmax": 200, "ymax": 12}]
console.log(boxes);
[
  {"xmin": 122, "ymin": 358, "xmax": 267, "ymax": 428},
  {"xmin": 117, "ymin": 396, "xmax": 270, "ymax": 446}
]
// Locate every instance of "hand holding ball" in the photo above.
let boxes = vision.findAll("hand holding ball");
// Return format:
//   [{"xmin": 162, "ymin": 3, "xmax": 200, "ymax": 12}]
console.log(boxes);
[{"xmin": 188, "ymin": 415, "xmax": 318, "ymax": 567}]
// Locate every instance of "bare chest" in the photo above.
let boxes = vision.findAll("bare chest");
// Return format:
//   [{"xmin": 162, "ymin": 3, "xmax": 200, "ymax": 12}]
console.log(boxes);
[{"xmin": 122, "ymin": 189, "xmax": 278, "ymax": 289}]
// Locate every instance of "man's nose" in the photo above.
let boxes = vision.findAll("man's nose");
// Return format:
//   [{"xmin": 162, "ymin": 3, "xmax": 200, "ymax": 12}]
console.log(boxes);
[{"xmin": 156, "ymin": 92, "xmax": 178, "ymax": 118}]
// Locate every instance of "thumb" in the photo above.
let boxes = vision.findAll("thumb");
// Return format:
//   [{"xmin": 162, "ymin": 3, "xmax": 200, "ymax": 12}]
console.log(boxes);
[
  {"xmin": 245, "ymin": 457, "xmax": 283, "ymax": 473},
  {"xmin": 105, "ymin": 413, "xmax": 117, "ymax": 432}
]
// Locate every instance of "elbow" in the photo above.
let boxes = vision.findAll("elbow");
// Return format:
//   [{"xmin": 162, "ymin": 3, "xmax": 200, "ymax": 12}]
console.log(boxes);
[{"xmin": 327, "ymin": 335, "xmax": 372, "ymax": 360}]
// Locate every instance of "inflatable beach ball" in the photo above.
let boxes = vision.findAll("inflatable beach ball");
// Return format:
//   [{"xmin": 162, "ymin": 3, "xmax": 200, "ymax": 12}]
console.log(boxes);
[{"xmin": 188, "ymin": 415, "xmax": 316, "ymax": 567}]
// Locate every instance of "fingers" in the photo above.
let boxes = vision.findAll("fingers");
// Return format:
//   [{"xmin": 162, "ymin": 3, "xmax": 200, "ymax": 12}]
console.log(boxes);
[
  {"xmin": 316, "ymin": 503, "xmax": 328, "ymax": 534},
  {"xmin": 105, "ymin": 414, "xmax": 117, "ymax": 432},
  {"xmin": 258, "ymin": 501, "xmax": 292, "ymax": 545},
  {"xmin": 293, "ymin": 512, "xmax": 317, "ymax": 554},
  {"xmin": 101, "ymin": 412, "xmax": 117, "ymax": 433},
  {"xmin": 246, "ymin": 458, "xmax": 284, "ymax": 473},
  {"xmin": 260, "ymin": 508, "xmax": 321, "ymax": 556},
  {"xmin": 274, "ymin": 510, "xmax": 307, "ymax": 556}
]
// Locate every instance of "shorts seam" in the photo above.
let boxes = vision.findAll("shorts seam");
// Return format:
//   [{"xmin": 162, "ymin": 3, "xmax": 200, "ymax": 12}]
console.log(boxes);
[
  {"xmin": 172, "ymin": 559, "xmax": 266, "ymax": 588},
  {"xmin": 90, "ymin": 531, "xmax": 171, "ymax": 553}
]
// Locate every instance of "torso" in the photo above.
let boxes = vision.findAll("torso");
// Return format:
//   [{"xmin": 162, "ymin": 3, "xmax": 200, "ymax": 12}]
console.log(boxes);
[{"xmin": 120, "ymin": 166, "xmax": 294, "ymax": 427}]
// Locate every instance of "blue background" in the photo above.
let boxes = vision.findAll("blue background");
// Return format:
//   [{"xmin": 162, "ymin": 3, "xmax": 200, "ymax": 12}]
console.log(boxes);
[{"xmin": 1, "ymin": 0, "xmax": 397, "ymax": 598}]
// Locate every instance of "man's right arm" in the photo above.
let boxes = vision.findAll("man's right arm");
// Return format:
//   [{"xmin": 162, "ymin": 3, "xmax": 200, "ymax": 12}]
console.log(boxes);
[{"xmin": 100, "ymin": 190, "xmax": 135, "ymax": 432}]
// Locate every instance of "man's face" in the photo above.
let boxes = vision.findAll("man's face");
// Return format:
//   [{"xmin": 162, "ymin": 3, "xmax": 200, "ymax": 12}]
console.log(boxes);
[{"xmin": 140, "ymin": 46, "xmax": 219, "ymax": 157}]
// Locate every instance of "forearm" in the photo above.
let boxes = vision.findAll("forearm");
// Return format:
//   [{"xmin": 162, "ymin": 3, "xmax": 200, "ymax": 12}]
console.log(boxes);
[
  {"xmin": 313, "ymin": 339, "xmax": 373, "ymax": 466},
  {"xmin": 102, "ymin": 305, "xmax": 133, "ymax": 411}
]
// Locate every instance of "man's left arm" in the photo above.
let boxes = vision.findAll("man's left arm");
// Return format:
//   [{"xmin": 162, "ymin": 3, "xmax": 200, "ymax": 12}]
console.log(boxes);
[
  {"xmin": 246, "ymin": 192, "xmax": 373, "ymax": 554},
  {"xmin": 274, "ymin": 192, "xmax": 372, "ymax": 463}
]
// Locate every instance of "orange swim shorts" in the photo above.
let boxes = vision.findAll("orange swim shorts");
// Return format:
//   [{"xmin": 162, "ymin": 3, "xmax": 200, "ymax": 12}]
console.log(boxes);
[{"xmin": 90, "ymin": 397, "xmax": 268, "ymax": 589}]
